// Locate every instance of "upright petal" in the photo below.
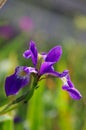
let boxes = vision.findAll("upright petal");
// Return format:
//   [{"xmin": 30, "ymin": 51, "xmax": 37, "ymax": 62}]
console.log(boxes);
[
  {"xmin": 30, "ymin": 41, "xmax": 38, "ymax": 66},
  {"xmin": 23, "ymin": 41, "xmax": 38, "ymax": 67},
  {"xmin": 45, "ymin": 46, "xmax": 62, "ymax": 63},
  {"xmin": 5, "ymin": 66, "xmax": 30, "ymax": 96}
]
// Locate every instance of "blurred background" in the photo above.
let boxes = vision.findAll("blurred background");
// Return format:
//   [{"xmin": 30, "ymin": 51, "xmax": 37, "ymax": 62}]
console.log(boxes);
[{"xmin": 0, "ymin": 0, "xmax": 86, "ymax": 130}]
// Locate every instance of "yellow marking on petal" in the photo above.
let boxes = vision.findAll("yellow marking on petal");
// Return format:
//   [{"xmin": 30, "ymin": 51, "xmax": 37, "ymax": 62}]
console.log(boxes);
[
  {"xmin": 61, "ymin": 77, "xmax": 67, "ymax": 84},
  {"xmin": 19, "ymin": 71, "xmax": 27, "ymax": 77},
  {"xmin": 37, "ymin": 53, "xmax": 43, "ymax": 70},
  {"xmin": 38, "ymin": 53, "xmax": 42, "ymax": 59}
]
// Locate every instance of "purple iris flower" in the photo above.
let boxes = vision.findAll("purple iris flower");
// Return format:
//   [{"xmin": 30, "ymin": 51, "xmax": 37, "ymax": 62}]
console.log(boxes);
[{"xmin": 5, "ymin": 41, "xmax": 82, "ymax": 100}]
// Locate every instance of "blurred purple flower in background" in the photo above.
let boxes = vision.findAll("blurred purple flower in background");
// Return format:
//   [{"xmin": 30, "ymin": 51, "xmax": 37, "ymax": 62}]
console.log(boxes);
[
  {"xmin": 5, "ymin": 41, "xmax": 82, "ymax": 100},
  {"xmin": 0, "ymin": 25, "xmax": 17, "ymax": 39},
  {"xmin": 18, "ymin": 16, "xmax": 34, "ymax": 32},
  {"xmin": 14, "ymin": 115, "xmax": 23, "ymax": 124}
]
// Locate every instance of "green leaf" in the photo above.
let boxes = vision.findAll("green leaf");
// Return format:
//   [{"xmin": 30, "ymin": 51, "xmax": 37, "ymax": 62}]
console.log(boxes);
[{"xmin": 3, "ymin": 120, "xmax": 13, "ymax": 130}]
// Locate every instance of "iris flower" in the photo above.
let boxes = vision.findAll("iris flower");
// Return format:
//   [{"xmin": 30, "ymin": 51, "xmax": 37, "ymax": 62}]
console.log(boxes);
[{"xmin": 5, "ymin": 41, "xmax": 82, "ymax": 100}]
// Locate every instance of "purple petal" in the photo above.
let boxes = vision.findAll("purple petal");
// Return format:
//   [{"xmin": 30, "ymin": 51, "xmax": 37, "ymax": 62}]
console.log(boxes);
[
  {"xmin": 62, "ymin": 85, "xmax": 69, "ymax": 90},
  {"xmin": 51, "ymin": 70, "xmax": 69, "ymax": 78},
  {"xmin": 62, "ymin": 85, "xmax": 82, "ymax": 100},
  {"xmin": 45, "ymin": 46, "xmax": 62, "ymax": 63},
  {"xmin": 39, "ymin": 62, "xmax": 53, "ymax": 75},
  {"xmin": 23, "ymin": 41, "xmax": 38, "ymax": 67},
  {"xmin": 61, "ymin": 74, "xmax": 82, "ymax": 100},
  {"xmin": 5, "ymin": 66, "xmax": 30, "ymax": 96},
  {"xmin": 23, "ymin": 50, "xmax": 31, "ymax": 59},
  {"xmin": 39, "ymin": 62, "xmax": 68, "ymax": 78},
  {"xmin": 67, "ymin": 88, "xmax": 82, "ymax": 100},
  {"xmin": 66, "ymin": 75, "xmax": 74, "ymax": 88},
  {"xmin": 30, "ymin": 41, "xmax": 38, "ymax": 66}
]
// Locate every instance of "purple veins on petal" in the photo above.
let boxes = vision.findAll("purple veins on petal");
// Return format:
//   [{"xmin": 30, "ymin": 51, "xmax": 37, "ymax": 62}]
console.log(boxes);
[
  {"xmin": 45, "ymin": 46, "xmax": 62, "ymax": 63},
  {"xmin": 5, "ymin": 66, "xmax": 30, "ymax": 96}
]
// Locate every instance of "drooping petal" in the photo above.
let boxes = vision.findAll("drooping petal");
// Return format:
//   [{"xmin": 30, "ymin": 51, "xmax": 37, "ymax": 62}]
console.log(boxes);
[
  {"xmin": 62, "ymin": 85, "xmax": 82, "ymax": 100},
  {"xmin": 61, "ymin": 74, "xmax": 82, "ymax": 100},
  {"xmin": 5, "ymin": 66, "xmax": 30, "ymax": 96},
  {"xmin": 67, "ymin": 88, "xmax": 82, "ymax": 100},
  {"xmin": 50, "ymin": 70, "xmax": 69, "ymax": 78},
  {"xmin": 45, "ymin": 46, "xmax": 62, "ymax": 63}
]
